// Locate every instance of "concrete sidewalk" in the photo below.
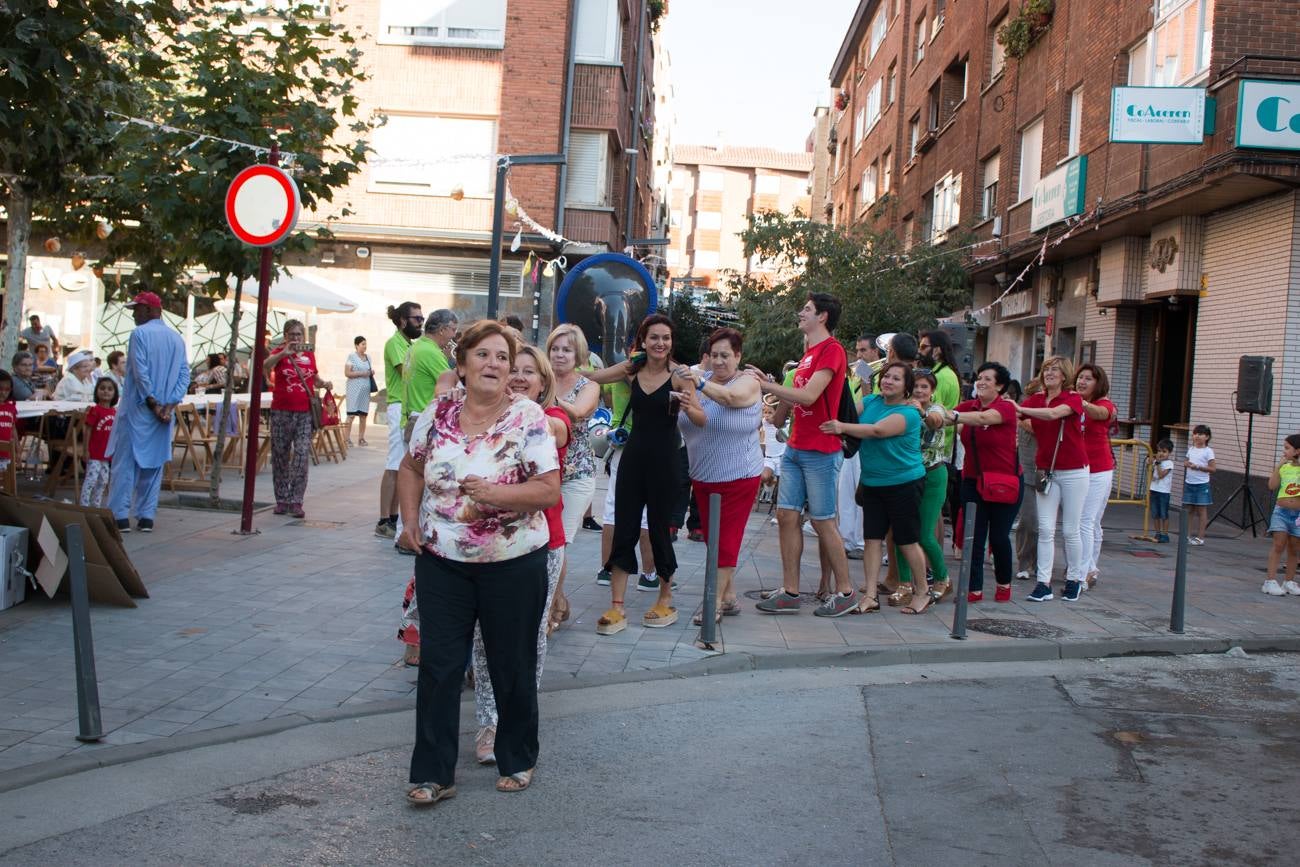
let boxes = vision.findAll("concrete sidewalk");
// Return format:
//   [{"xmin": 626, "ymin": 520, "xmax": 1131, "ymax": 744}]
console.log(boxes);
[{"xmin": 1, "ymin": 425, "xmax": 1298, "ymax": 779}]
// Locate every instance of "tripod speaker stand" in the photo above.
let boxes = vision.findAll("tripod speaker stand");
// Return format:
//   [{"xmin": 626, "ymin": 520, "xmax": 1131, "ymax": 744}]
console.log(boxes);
[
  {"xmin": 1209, "ymin": 411, "xmax": 1266, "ymax": 536},
  {"xmin": 1210, "ymin": 355, "xmax": 1273, "ymax": 537}
]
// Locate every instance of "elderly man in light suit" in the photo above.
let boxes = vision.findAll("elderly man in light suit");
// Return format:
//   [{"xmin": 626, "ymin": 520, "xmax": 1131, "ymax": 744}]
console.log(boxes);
[{"xmin": 106, "ymin": 292, "xmax": 190, "ymax": 532}]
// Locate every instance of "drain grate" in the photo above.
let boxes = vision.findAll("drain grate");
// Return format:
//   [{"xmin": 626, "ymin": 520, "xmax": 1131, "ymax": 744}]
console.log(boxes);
[{"xmin": 967, "ymin": 618, "xmax": 1069, "ymax": 639}]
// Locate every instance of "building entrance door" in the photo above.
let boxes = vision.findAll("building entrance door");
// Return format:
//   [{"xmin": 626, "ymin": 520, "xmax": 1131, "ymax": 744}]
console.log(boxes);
[{"xmin": 1142, "ymin": 299, "xmax": 1198, "ymax": 444}]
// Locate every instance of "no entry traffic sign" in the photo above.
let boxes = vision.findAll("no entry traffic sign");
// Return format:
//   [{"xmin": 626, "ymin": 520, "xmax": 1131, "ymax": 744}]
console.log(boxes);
[{"xmin": 225, "ymin": 164, "xmax": 301, "ymax": 247}]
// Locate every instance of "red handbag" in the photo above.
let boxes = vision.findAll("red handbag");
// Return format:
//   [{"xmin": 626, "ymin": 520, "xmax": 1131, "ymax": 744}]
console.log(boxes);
[{"xmin": 968, "ymin": 417, "xmax": 1020, "ymax": 504}]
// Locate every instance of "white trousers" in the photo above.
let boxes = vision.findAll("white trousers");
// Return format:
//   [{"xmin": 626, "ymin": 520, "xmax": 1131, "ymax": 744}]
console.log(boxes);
[
  {"xmin": 837, "ymin": 455, "xmax": 863, "ymax": 551},
  {"xmin": 1035, "ymin": 467, "xmax": 1089, "ymax": 585},
  {"xmin": 1079, "ymin": 469, "xmax": 1113, "ymax": 578}
]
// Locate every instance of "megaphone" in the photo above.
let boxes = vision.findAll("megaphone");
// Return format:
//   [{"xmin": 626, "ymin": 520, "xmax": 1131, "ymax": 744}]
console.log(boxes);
[{"xmin": 554, "ymin": 253, "xmax": 658, "ymax": 368}]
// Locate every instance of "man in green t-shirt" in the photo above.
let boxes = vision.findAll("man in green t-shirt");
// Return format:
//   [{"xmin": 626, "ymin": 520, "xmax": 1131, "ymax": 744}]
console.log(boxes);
[
  {"xmin": 403, "ymin": 309, "xmax": 458, "ymax": 423},
  {"xmin": 377, "ymin": 301, "xmax": 423, "ymax": 541}
]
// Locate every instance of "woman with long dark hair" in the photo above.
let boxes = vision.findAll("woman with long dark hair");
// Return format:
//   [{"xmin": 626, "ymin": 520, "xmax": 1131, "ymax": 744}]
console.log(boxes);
[
  {"xmin": 1076, "ymin": 363, "xmax": 1116, "ymax": 589},
  {"xmin": 585, "ymin": 314, "xmax": 689, "ymax": 634}
]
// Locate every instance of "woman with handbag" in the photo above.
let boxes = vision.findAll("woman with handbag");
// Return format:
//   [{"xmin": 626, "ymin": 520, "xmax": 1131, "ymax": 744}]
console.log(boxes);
[
  {"xmin": 821, "ymin": 361, "xmax": 930, "ymax": 615},
  {"xmin": 945, "ymin": 362, "xmax": 1022, "ymax": 602},
  {"xmin": 1016, "ymin": 355, "xmax": 1089, "ymax": 603},
  {"xmin": 344, "ymin": 336, "xmax": 374, "ymax": 446},
  {"xmin": 264, "ymin": 319, "xmax": 330, "ymax": 518}
]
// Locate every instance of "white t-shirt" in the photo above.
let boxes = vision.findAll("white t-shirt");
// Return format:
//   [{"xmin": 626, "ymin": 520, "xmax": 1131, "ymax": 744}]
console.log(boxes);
[
  {"xmin": 761, "ymin": 420, "xmax": 786, "ymax": 460},
  {"xmin": 1185, "ymin": 445, "xmax": 1215, "ymax": 485},
  {"xmin": 1150, "ymin": 458, "xmax": 1174, "ymax": 494}
]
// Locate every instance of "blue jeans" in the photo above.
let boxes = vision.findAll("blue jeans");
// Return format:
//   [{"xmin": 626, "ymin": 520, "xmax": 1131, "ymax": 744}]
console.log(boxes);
[{"xmin": 777, "ymin": 447, "xmax": 843, "ymax": 521}]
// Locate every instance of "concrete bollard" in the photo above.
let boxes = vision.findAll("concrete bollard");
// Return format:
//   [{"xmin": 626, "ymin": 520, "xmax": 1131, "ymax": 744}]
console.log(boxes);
[
  {"xmin": 1170, "ymin": 508, "xmax": 1189, "ymax": 634},
  {"xmin": 700, "ymin": 493, "xmax": 722, "ymax": 647},
  {"xmin": 67, "ymin": 524, "xmax": 103, "ymax": 742},
  {"xmin": 951, "ymin": 501, "xmax": 976, "ymax": 640}
]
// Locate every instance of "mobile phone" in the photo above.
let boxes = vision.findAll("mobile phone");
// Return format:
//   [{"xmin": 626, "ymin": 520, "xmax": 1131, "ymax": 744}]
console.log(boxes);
[{"xmin": 299, "ymin": 342, "xmax": 315, "ymax": 352}]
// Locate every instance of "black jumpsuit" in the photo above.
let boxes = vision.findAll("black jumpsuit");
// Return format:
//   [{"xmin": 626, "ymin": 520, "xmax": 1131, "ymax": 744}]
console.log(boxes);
[{"xmin": 606, "ymin": 374, "xmax": 679, "ymax": 581}]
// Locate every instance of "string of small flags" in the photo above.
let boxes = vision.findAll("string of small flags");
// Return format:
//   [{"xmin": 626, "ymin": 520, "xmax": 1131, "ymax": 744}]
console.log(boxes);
[
  {"xmin": 503, "ymin": 176, "xmax": 572, "ymax": 248},
  {"xmin": 106, "ymin": 112, "xmax": 298, "ymax": 163},
  {"xmin": 967, "ymin": 207, "xmax": 1097, "ymax": 318}
]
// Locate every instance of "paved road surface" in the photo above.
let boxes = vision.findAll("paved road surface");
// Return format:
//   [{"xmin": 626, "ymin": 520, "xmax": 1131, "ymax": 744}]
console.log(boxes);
[{"xmin": 1, "ymin": 653, "xmax": 1295, "ymax": 865}]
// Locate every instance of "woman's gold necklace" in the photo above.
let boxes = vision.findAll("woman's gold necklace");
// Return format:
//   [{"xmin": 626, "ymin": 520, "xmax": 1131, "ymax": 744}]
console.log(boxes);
[{"xmin": 462, "ymin": 394, "xmax": 509, "ymax": 427}]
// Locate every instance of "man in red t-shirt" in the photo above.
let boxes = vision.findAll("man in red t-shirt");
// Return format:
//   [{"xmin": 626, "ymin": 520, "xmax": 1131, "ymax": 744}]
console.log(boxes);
[{"xmin": 749, "ymin": 293, "xmax": 858, "ymax": 617}]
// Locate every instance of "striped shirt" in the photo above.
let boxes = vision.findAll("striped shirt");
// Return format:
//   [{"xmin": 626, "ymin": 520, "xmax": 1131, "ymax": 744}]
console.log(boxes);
[{"xmin": 678, "ymin": 373, "xmax": 763, "ymax": 483}]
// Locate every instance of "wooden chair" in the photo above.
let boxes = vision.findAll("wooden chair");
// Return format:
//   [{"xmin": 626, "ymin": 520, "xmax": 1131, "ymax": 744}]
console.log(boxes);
[
  {"xmin": 0, "ymin": 439, "xmax": 18, "ymax": 495},
  {"xmin": 42, "ymin": 410, "xmax": 85, "ymax": 496}
]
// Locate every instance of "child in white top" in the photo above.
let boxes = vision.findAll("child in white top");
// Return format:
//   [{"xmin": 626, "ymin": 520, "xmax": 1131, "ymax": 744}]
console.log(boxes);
[
  {"xmin": 1149, "ymin": 438, "xmax": 1174, "ymax": 542},
  {"xmin": 1183, "ymin": 425, "xmax": 1216, "ymax": 545}
]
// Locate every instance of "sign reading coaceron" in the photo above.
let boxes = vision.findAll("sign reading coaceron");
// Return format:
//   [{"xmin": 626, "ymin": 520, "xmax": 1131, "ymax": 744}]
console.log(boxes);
[
  {"xmin": 1110, "ymin": 86, "xmax": 1206, "ymax": 144},
  {"xmin": 1237, "ymin": 80, "xmax": 1300, "ymax": 150}
]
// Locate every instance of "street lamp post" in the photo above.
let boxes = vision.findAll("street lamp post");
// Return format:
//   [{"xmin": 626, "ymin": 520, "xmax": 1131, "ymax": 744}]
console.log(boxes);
[{"xmin": 487, "ymin": 153, "xmax": 566, "ymax": 320}]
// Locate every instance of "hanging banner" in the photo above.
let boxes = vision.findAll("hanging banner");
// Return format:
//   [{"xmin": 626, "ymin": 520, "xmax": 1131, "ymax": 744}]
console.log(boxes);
[{"xmin": 1110, "ymin": 86, "xmax": 1206, "ymax": 144}]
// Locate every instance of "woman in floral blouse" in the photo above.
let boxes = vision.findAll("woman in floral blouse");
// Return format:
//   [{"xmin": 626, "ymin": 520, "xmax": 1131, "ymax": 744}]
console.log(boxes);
[{"xmin": 398, "ymin": 320, "xmax": 560, "ymax": 805}]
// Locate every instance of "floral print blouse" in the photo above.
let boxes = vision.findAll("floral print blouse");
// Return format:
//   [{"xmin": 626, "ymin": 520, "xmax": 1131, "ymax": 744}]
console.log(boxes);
[
  {"xmin": 409, "ymin": 393, "xmax": 559, "ymax": 563},
  {"xmin": 560, "ymin": 375, "xmax": 596, "ymax": 482}
]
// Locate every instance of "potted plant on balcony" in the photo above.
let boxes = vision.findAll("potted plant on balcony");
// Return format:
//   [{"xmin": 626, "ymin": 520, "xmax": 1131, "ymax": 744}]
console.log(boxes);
[
  {"xmin": 834, "ymin": 90, "xmax": 849, "ymax": 112},
  {"xmin": 996, "ymin": 0, "xmax": 1055, "ymax": 60}
]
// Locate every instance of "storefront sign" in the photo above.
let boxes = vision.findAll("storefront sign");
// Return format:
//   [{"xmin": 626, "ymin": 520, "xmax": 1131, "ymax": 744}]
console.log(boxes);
[
  {"xmin": 1031, "ymin": 155, "xmax": 1087, "ymax": 233},
  {"xmin": 998, "ymin": 289, "xmax": 1037, "ymax": 319},
  {"xmin": 1110, "ymin": 87, "xmax": 1206, "ymax": 144},
  {"xmin": 1237, "ymin": 80, "xmax": 1300, "ymax": 151}
]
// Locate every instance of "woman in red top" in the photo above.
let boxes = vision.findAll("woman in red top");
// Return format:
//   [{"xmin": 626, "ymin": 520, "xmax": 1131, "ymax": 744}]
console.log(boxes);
[
  {"xmin": 1076, "ymin": 363, "xmax": 1116, "ymax": 590},
  {"xmin": 943, "ymin": 362, "xmax": 1021, "ymax": 602},
  {"xmin": 1016, "ymin": 355, "xmax": 1089, "ymax": 602},
  {"xmin": 262, "ymin": 319, "xmax": 331, "ymax": 518},
  {"xmin": 469, "ymin": 344, "xmax": 569, "ymax": 766}
]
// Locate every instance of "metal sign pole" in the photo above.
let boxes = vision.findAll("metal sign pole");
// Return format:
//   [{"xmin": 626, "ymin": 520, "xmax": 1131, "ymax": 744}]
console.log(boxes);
[
  {"xmin": 67, "ymin": 524, "xmax": 103, "ymax": 742},
  {"xmin": 700, "ymin": 493, "xmax": 721, "ymax": 647},
  {"xmin": 238, "ymin": 143, "xmax": 279, "ymax": 534},
  {"xmin": 951, "ymin": 501, "xmax": 976, "ymax": 640}
]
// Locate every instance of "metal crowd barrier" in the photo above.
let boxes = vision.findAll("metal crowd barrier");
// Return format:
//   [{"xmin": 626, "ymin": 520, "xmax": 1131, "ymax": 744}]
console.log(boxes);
[{"xmin": 1109, "ymin": 438, "xmax": 1157, "ymax": 541}]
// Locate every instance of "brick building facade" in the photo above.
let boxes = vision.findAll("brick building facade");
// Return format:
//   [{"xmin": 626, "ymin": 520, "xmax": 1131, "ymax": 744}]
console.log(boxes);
[
  {"xmin": 827, "ymin": 0, "xmax": 1300, "ymax": 505},
  {"xmin": 667, "ymin": 145, "xmax": 813, "ymax": 292}
]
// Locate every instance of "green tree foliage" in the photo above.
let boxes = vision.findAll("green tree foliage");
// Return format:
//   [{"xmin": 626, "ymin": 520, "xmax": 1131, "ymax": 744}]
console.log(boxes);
[
  {"xmin": 50, "ymin": 0, "xmax": 371, "ymax": 298},
  {"xmin": 0, "ymin": 0, "xmax": 175, "ymax": 361},
  {"xmin": 724, "ymin": 211, "xmax": 974, "ymax": 373},
  {"xmin": 664, "ymin": 290, "xmax": 710, "ymax": 366}
]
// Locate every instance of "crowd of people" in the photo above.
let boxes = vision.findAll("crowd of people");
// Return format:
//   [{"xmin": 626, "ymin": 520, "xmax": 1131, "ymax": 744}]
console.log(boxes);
[{"xmin": 373, "ymin": 289, "xmax": 1300, "ymax": 806}]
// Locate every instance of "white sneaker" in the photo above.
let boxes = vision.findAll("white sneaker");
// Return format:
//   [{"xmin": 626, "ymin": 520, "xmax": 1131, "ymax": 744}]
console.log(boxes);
[
  {"xmin": 1015, "ymin": 570, "xmax": 1030, "ymax": 581},
  {"xmin": 1284, "ymin": 580, "xmax": 1300, "ymax": 596},
  {"xmin": 1262, "ymin": 579, "xmax": 1286, "ymax": 596},
  {"xmin": 1189, "ymin": 537, "xmax": 1205, "ymax": 546}
]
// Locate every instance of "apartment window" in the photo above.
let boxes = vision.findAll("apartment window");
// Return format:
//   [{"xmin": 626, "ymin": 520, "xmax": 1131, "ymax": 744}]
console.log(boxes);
[
  {"xmin": 867, "ymin": 78, "xmax": 883, "ymax": 130},
  {"xmin": 981, "ymin": 153, "xmax": 1000, "ymax": 220},
  {"xmin": 1067, "ymin": 88, "xmax": 1083, "ymax": 158},
  {"xmin": 666, "ymin": 248, "xmax": 680, "ymax": 267},
  {"xmin": 1127, "ymin": 38, "xmax": 1150, "ymax": 85},
  {"xmin": 934, "ymin": 0, "xmax": 946, "ymax": 33},
  {"xmin": 914, "ymin": 15, "xmax": 927, "ymax": 64},
  {"xmin": 1018, "ymin": 117, "xmax": 1044, "ymax": 202},
  {"xmin": 699, "ymin": 169, "xmax": 724, "ymax": 191},
  {"xmin": 902, "ymin": 214, "xmax": 914, "ymax": 250},
  {"xmin": 869, "ymin": 6, "xmax": 888, "ymax": 59},
  {"xmin": 882, "ymin": 150, "xmax": 892, "ymax": 193},
  {"xmin": 932, "ymin": 171, "xmax": 961, "ymax": 238},
  {"xmin": 927, "ymin": 81, "xmax": 941, "ymax": 130},
  {"xmin": 575, "ymin": 0, "xmax": 622, "ymax": 64},
  {"xmin": 565, "ymin": 131, "xmax": 610, "ymax": 206},
  {"xmin": 990, "ymin": 16, "xmax": 1007, "ymax": 80},
  {"xmin": 862, "ymin": 162, "xmax": 878, "ymax": 206},
  {"xmin": 694, "ymin": 250, "xmax": 720, "ymax": 270},
  {"xmin": 378, "ymin": 0, "xmax": 505, "ymax": 48},
  {"xmin": 854, "ymin": 107, "xmax": 865, "ymax": 148},
  {"xmin": 909, "ymin": 116, "xmax": 920, "ymax": 158},
  {"xmin": 1153, "ymin": 0, "xmax": 1212, "ymax": 84},
  {"xmin": 755, "ymin": 174, "xmax": 781, "ymax": 195},
  {"xmin": 695, "ymin": 211, "xmax": 722, "ymax": 230},
  {"xmin": 371, "ymin": 114, "xmax": 496, "ymax": 197},
  {"xmin": 670, "ymin": 209, "xmax": 682, "ymax": 227},
  {"xmin": 886, "ymin": 61, "xmax": 897, "ymax": 106}
]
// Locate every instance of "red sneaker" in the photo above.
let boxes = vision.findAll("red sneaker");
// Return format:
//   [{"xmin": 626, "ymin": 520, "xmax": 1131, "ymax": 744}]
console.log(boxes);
[
  {"xmin": 994, "ymin": 584, "xmax": 1012, "ymax": 603},
  {"xmin": 967, "ymin": 590, "xmax": 984, "ymax": 603}
]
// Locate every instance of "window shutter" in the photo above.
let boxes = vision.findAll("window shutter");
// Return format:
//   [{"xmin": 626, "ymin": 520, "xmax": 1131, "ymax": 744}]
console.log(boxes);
[{"xmin": 566, "ymin": 131, "xmax": 604, "ymax": 206}]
